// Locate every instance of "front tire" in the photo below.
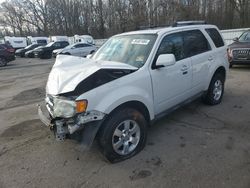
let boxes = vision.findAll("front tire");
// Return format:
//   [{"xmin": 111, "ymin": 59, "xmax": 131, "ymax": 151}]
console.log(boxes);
[
  {"xmin": 203, "ymin": 73, "xmax": 225, "ymax": 105},
  {"xmin": 98, "ymin": 108, "xmax": 147, "ymax": 163}
]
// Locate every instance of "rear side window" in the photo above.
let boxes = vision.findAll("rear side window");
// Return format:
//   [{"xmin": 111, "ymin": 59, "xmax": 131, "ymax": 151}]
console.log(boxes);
[
  {"xmin": 183, "ymin": 30, "xmax": 211, "ymax": 57},
  {"xmin": 75, "ymin": 44, "xmax": 87, "ymax": 48},
  {"xmin": 205, "ymin": 28, "xmax": 224, "ymax": 47},
  {"xmin": 62, "ymin": 42, "xmax": 69, "ymax": 47},
  {"xmin": 83, "ymin": 44, "xmax": 92, "ymax": 47}
]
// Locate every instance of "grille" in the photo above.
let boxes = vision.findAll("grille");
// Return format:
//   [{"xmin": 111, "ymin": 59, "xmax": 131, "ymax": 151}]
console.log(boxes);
[{"xmin": 233, "ymin": 49, "xmax": 250, "ymax": 60}]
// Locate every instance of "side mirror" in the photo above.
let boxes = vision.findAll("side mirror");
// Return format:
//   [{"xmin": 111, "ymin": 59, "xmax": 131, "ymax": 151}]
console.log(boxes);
[
  {"xmin": 233, "ymin": 37, "xmax": 239, "ymax": 42},
  {"xmin": 155, "ymin": 54, "xmax": 176, "ymax": 69}
]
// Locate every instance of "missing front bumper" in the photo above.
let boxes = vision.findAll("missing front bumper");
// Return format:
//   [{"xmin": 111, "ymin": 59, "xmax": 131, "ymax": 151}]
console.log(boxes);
[{"xmin": 38, "ymin": 104, "xmax": 105, "ymax": 145}]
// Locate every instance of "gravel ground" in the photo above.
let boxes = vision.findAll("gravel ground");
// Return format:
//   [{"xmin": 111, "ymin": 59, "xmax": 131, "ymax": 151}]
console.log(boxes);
[{"xmin": 0, "ymin": 58, "xmax": 250, "ymax": 188}]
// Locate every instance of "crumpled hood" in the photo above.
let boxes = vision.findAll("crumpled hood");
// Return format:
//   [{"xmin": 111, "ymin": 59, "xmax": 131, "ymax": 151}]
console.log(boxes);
[{"xmin": 46, "ymin": 55, "xmax": 138, "ymax": 95}]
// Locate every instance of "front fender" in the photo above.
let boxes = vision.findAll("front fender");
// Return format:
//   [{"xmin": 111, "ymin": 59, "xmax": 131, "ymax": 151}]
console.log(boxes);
[
  {"xmin": 76, "ymin": 70, "xmax": 154, "ymax": 120},
  {"xmin": 95, "ymin": 86, "xmax": 154, "ymax": 120}
]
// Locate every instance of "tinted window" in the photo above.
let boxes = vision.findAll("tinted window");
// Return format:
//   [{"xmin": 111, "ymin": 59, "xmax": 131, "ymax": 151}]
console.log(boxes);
[
  {"xmin": 156, "ymin": 33, "xmax": 185, "ymax": 61},
  {"xmin": 54, "ymin": 42, "xmax": 61, "ymax": 47},
  {"xmin": 183, "ymin": 30, "xmax": 211, "ymax": 57},
  {"xmin": 37, "ymin": 40, "xmax": 47, "ymax": 44},
  {"xmin": 62, "ymin": 42, "xmax": 69, "ymax": 47},
  {"xmin": 205, "ymin": 28, "xmax": 224, "ymax": 47},
  {"xmin": 75, "ymin": 44, "xmax": 86, "ymax": 48},
  {"xmin": 83, "ymin": 44, "xmax": 91, "ymax": 47}
]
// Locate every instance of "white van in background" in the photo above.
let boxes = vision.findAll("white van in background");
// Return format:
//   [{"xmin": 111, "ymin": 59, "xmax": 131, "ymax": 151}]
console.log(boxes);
[
  {"xmin": 50, "ymin": 36, "xmax": 69, "ymax": 42},
  {"xmin": 27, "ymin": 36, "xmax": 48, "ymax": 45},
  {"xmin": 74, "ymin": 35, "xmax": 94, "ymax": 44},
  {"xmin": 4, "ymin": 36, "xmax": 27, "ymax": 49}
]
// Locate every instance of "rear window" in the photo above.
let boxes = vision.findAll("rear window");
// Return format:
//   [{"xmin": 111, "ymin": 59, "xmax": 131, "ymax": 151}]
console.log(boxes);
[{"xmin": 205, "ymin": 28, "xmax": 224, "ymax": 48}]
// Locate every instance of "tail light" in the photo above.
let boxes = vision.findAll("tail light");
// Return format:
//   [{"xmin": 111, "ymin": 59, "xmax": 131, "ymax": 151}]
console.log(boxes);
[
  {"xmin": 227, "ymin": 48, "xmax": 233, "ymax": 62},
  {"xmin": 6, "ymin": 48, "xmax": 15, "ymax": 53}
]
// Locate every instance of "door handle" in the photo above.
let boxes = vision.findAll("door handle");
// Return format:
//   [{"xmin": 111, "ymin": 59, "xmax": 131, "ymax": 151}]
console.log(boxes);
[
  {"xmin": 182, "ymin": 71, "xmax": 188, "ymax": 75},
  {"xmin": 208, "ymin": 56, "xmax": 213, "ymax": 61}
]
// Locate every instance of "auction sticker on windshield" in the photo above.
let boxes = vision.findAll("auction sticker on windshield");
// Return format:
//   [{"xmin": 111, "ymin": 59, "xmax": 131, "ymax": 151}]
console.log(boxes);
[{"xmin": 131, "ymin": 39, "xmax": 150, "ymax": 45}]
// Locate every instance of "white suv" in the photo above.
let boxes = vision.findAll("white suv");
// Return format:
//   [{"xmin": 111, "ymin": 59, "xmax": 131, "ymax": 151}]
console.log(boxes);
[{"xmin": 38, "ymin": 23, "xmax": 228, "ymax": 163}]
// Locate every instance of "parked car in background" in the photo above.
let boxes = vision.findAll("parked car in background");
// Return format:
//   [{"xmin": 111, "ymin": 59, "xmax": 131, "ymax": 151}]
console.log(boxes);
[
  {"xmin": 25, "ymin": 46, "xmax": 44, "ymax": 58},
  {"xmin": 52, "ymin": 42, "xmax": 97, "ymax": 57},
  {"xmin": 0, "ymin": 44, "xmax": 15, "ymax": 67},
  {"xmin": 228, "ymin": 30, "xmax": 250, "ymax": 67},
  {"xmin": 33, "ymin": 41, "xmax": 69, "ymax": 59},
  {"xmin": 27, "ymin": 36, "xmax": 48, "ymax": 45},
  {"xmin": 15, "ymin": 44, "xmax": 43, "ymax": 57}
]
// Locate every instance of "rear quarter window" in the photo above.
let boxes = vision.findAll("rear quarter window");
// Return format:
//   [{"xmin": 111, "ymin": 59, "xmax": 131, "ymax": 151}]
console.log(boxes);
[{"xmin": 205, "ymin": 28, "xmax": 224, "ymax": 48}]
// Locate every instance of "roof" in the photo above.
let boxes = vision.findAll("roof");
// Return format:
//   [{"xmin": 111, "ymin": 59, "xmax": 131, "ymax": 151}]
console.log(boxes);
[{"xmin": 117, "ymin": 24, "xmax": 218, "ymax": 36}]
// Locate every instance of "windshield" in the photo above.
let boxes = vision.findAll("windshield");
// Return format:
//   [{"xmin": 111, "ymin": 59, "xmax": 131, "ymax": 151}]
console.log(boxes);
[
  {"xmin": 46, "ymin": 42, "xmax": 55, "ymax": 47},
  {"xmin": 92, "ymin": 34, "xmax": 157, "ymax": 68},
  {"xmin": 239, "ymin": 31, "xmax": 250, "ymax": 42}
]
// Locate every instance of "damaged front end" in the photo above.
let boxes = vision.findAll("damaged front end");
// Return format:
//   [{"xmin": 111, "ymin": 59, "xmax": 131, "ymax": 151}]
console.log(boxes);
[
  {"xmin": 38, "ymin": 94, "xmax": 105, "ymax": 147},
  {"xmin": 38, "ymin": 55, "xmax": 137, "ymax": 147}
]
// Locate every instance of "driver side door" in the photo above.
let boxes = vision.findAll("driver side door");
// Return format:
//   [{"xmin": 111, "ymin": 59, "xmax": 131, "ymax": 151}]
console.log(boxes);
[{"xmin": 150, "ymin": 32, "xmax": 192, "ymax": 115}]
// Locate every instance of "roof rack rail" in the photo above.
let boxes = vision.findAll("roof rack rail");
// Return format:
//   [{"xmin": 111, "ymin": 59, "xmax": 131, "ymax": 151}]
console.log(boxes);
[
  {"xmin": 172, "ymin": 21, "xmax": 207, "ymax": 27},
  {"xmin": 139, "ymin": 24, "xmax": 170, "ymax": 30}
]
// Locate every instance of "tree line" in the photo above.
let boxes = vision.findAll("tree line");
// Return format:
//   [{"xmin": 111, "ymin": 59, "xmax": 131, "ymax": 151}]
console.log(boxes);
[{"xmin": 0, "ymin": 0, "xmax": 249, "ymax": 39}]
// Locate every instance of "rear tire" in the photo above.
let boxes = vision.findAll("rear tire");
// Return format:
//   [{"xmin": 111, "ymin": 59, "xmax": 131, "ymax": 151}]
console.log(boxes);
[
  {"xmin": 0, "ymin": 57, "xmax": 7, "ymax": 67},
  {"xmin": 203, "ymin": 73, "xmax": 225, "ymax": 105},
  {"xmin": 98, "ymin": 108, "xmax": 147, "ymax": 163}
]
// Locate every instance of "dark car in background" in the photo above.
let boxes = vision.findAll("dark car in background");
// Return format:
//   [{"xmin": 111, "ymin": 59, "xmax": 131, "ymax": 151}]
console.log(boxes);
[
  {"xmin": 0, "ymin": 44, "xmax": 15, "ymax": 67},
  {"xmin": 25, "ymin": 46, "xmax": 44, "ymax": 58},
  {"xmin": 15, "ymin": 44, "xmax": 44, "ymax": 57},
  {"xmin": 33, "ymin": 41, "xmax": 69, "ymax": 59},
  {"xmin": 228, "ymin": 30, "xmax": 250, "ymax": 67}
]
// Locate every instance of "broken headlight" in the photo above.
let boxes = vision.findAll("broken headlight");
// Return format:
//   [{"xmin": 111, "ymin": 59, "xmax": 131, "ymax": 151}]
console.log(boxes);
[{"xmin": 53, "ymin": 98, "xmax": 76, "ymax": 118}]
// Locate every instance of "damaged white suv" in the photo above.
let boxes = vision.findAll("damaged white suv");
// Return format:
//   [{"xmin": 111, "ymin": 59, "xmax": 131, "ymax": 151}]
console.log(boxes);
[{"xmin": 38, "ymin": 23, "xmax": 228, "ymax": 163}]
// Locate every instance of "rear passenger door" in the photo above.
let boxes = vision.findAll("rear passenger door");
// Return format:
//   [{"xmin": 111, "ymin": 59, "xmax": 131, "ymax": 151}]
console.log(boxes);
[{"xmin": 183, "ymin": 30, "xmax": 212, "ymax": 94}]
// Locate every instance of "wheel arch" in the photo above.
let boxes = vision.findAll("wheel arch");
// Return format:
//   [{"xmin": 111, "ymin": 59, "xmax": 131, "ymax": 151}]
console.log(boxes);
[
  {"xmin": 104, "ymin": 100, "xmax": 151, "ymax": 124},
  {"xmin": 213, "ymin": 66, "xmax": 226, "ymax": 82}
]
